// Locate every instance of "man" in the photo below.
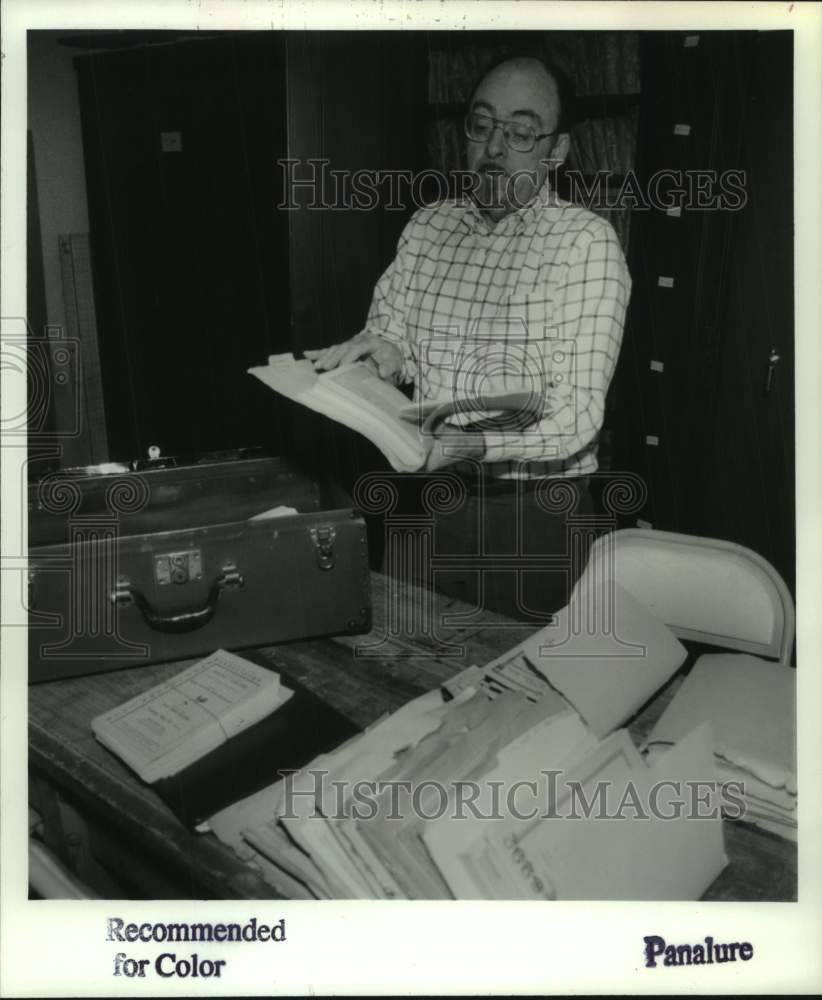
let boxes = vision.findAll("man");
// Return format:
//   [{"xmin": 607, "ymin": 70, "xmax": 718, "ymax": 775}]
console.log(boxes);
[{"xmin": 305, "ymin": 56, "xmax": 631, "ymax": 620}]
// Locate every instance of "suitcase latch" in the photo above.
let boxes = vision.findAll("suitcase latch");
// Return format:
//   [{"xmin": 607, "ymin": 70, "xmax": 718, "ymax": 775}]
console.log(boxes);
[{"xmin": 309, "ymin": 525, "xmax": 337, "ymax": 570}]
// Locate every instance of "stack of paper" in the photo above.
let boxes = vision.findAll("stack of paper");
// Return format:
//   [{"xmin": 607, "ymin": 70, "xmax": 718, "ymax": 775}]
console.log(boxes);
[
  {"xmin": 207, "ymin": 592, "xmax": 727, "ymax": 900},
  {"xmin": 209, "ymin": 684, "xmax": 591, "ymax": 899},
  {"xmin": 645, "ymin": 653, "xmax": 797, "ymax": 840},
  {"xmin": 208, "ymin": 686, "xmax": 466, "ymax": 898},
  {"xmin": 92, "ymin": 649, "xmax": 292, "ymax": 783},
  {"xmin": 426, "ymin": 722, "xmax": 727, "ymax": 900},
  {"xmin": 342, "ymin": 688, "xmax": 585, "ymax": 899}
]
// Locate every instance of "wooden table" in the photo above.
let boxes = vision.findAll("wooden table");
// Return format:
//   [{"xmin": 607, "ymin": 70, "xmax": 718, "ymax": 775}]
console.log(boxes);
[{"xmin": 28, "ymin": 573, "xmax": 797, "ymax": 901}]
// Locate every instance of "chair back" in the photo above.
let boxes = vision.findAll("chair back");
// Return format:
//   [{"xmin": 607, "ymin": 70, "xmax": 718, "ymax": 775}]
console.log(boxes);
[{"xmin": 579, "ymin": 528, "xmax": 794, "ymax": 665}]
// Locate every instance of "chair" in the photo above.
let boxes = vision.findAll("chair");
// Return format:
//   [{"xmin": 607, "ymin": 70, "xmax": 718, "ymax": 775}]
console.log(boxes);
[{"xmin": 577, "ymin": 528, "xmax": 795, "ymax": 665}]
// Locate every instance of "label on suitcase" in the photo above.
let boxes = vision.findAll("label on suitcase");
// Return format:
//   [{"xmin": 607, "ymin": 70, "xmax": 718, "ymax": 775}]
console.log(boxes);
[{"xmin": 28, "ymin": 455, "xmax": 371, "ymax": 682}]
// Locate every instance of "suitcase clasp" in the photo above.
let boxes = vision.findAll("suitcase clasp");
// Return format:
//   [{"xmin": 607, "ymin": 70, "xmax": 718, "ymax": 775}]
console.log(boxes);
[
  {"xmin": 309, "ymin": 524, "xmax": 337, "ymax": 570},
  {"xmin": 111, "ymin": 577, "xmax": 135, "ymax": 608}
]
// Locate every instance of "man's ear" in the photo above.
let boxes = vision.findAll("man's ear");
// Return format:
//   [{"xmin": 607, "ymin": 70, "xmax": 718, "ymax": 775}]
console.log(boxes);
[{"xmin": 551, "ymin": 132, "xmax": 571, "ymax": 166}]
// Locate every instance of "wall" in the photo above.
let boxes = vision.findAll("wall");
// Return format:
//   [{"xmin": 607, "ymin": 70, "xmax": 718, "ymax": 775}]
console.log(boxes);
[
  {"xmin": 612, "ymin": 31, "xmax": 795, "ymax": 593},
  {"xmin": 27, "ymin": 31, "xmax": 90, "ymax": 335}
]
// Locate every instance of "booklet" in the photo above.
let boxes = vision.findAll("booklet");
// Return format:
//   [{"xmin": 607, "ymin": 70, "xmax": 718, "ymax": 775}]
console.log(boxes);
[
  {"xmin": 248, "ymin": 354, "xmax": 544, "ymax": 472},
  {"xmin": 91, "ymin": 649, "xmax": 292, "ymax": 784}
]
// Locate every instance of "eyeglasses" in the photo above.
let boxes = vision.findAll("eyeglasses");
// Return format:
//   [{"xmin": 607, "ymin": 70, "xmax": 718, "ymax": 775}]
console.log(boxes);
[{"xmin": 464, "ymin": 111, "xmax": 559, "ymax": 153}]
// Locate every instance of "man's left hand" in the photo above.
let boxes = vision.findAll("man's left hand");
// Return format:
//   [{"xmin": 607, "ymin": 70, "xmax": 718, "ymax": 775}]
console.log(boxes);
[{"xmin": 424, "ymin": 427, "xmax": 486, "ymax": 472}]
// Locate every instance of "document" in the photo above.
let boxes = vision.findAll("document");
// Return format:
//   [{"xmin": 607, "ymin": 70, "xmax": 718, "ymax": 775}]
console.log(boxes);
[
  {"xmin": 486, "ymin": 582, "xmax": 689, "ymax": 738},
  {"xmin": 646, "ymin": 653, "xmax": 796, "ymax": 782},
  {"xmin": 449, "ymin": 724, "xmax": 727, "ymax": 900},
  {"xmin": 422, "ymin": 708, "xmax": 597, "ymax": 898},
  {"xmin": 645, "ymin": 652, "xmax": 797, "ymax": 839}
]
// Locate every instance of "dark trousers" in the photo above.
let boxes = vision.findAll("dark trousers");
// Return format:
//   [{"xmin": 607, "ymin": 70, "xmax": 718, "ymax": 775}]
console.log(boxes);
[{"xmin": 394, "ymin": 473, "xmax": 595, "ymax": 624}]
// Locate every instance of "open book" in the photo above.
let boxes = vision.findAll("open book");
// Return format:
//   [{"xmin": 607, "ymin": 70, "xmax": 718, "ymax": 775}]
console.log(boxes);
[{"xmin": 248, "ymin": 354, "xmax": 544, "ymax": 472}]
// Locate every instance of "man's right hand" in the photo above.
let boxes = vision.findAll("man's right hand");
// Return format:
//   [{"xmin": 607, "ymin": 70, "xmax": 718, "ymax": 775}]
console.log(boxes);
[{"xmin": 303, "ymin": 332, "xmax": 403, "ymax": 381}]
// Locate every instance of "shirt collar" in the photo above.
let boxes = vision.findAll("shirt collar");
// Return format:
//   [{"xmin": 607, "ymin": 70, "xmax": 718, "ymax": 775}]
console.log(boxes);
[{"xmin": 459, "ymin": 173, "xmax": 557, "ymax": 236}]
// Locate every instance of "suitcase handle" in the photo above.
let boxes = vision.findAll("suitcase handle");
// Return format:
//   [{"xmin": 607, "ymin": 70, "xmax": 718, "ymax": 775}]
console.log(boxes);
[{"xmin": 111, "ymin": 564, "xmax": 244, "ymax": 634}]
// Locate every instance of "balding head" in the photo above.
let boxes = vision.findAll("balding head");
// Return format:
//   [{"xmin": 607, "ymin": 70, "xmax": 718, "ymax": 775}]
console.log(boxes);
[{"xmin": 472, "ymin": 56, "xmax": 564, "ymax": 136}]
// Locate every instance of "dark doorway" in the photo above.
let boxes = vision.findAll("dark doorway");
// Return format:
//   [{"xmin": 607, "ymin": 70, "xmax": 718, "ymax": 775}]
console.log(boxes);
[{"xmin": 76, "ymin": 33, "xmax": 291, "ymax": 461}]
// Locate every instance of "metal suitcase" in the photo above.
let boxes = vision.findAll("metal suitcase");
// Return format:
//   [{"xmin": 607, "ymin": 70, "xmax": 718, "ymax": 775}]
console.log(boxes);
[{"xmin": 28, "ymin": 452, "xmax": 371, "ymax": 682}]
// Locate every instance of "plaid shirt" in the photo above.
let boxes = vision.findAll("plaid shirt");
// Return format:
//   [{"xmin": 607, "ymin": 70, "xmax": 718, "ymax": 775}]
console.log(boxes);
[{"xmin": 364, "ymin": 181, "xmax": 631, "ymax": 480}]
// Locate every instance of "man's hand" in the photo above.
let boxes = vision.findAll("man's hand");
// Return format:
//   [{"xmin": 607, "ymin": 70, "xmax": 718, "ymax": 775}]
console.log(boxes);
[
  {"xmin": 424, "ymin": 426, "xmax": 486, "ymax": 472},
  {"xmin": 304, "ymin": 332, "xmax": 403, "ymax": 381}
]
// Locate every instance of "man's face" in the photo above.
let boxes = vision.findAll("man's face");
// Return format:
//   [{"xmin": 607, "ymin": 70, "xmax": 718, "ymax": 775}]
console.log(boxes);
[{"xmin": 465, "ymin": 62, "xmax": 568, "ymax": 222}]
